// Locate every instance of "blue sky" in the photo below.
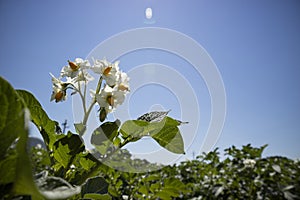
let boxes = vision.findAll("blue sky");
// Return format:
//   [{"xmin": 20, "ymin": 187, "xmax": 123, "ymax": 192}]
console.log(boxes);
[{"xmin": 1, "ymin": 1, "xmax": 300, "ymax": 164}]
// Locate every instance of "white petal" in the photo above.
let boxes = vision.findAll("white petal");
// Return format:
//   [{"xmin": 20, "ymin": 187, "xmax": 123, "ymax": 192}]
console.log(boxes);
[
  {"xmin": 50, "ymin": 73, "xmax": 62, "ymax": 85},
  {"xmin": 91, "ymin": 66, "xmax": 102, "ymax": 74},
  {"xmin": 105, "ymin": 75, "xmax": 118, "ymax": 86},
  {"xmin": 113, "ymin": 91, "xmax": 125, "ymax": 105},
  {"xmin": 95, "ymin": 93, "xmax": 109, "ymax": 108},
  {"xmin": 103, "ymin": 85, "xmax": 113, "ymax": 93},
  {"xmin": 74, "ymin": 58, "xmax": 84, "ymax": 63}
]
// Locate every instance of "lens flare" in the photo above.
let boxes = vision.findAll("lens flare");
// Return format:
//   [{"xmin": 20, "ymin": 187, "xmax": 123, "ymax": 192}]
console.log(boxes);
[{"xmin": 145, "ymin": 8, "xmax": 152, "ymax": 19}]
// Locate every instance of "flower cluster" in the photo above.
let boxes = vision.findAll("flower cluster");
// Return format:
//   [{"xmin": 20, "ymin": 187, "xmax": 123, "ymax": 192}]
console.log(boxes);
[
  {"xmin": 50, "ymin": 58, "xmax": 93, "ymax": 102},
  {"xmin": 92, "ymin": 58, "xmax": 130, "ymax": 121},
  {"xmin": 50, "ymin": 58, "xmax": 130, "ymax": 122}
]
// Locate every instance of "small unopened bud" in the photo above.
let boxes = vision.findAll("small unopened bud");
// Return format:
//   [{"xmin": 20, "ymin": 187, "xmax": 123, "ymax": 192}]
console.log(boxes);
[{"xmin": 99, "ymin": 107, "xmax": 107, "ymax": 122}]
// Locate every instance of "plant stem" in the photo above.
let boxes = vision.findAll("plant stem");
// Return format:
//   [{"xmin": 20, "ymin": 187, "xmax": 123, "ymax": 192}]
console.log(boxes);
[
  {"xmin": 84, "ymin": 80, "xmax": 87, "ymax": 104},
  {"xmin": 95, "ymin": 76, "xmax": 103, "ymax": 95},
  {"xmin": 77, "ymin": 82, "xmax": 87, "ymax": 114},
  {"xmin": 100, "ymin": 135, "xmax": 136, "ymax": 163},
  {"xmin": 82, "ymin": 76, "xmax": 103, "ymax": 126},
  {"xmin": 87, "ymin": 136, "xmax": 135, "ymax": 179}
]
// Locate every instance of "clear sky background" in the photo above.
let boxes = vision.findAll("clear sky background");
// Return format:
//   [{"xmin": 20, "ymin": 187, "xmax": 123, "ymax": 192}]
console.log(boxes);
[{"xmin": 1, "ymin": 1, "xmax": 300, "ymax": 164}]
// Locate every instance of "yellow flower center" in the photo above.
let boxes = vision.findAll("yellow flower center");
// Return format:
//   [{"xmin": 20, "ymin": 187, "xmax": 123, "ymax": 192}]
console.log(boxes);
[
  {"xmin": 55, "ymin": 91, "xmax": 64, "ymax": 102},
  {"xmin": 103, "ymin": 67, "xmax": 112, "ymax": 76},
  {"xmin": 68, "ymin": 60, "xmax": 80, "ymax": 71},
  {"xmin": 106, "ymin": 95, "xmax": 114, "ymax": 106},
  {"xmin": 118, "ymin": 84, "xmax": 129, "ymax": 91}
]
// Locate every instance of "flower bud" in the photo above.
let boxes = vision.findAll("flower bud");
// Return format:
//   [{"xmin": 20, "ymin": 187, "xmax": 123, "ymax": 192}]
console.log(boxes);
[{"xmin": 99, "ymin": 107, "xmax": 107, "ymax": 122}]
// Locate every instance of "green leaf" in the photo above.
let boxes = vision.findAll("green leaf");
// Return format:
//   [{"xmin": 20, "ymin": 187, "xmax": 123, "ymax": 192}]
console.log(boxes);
[
  {"xmin": 0, "ymin": 77, "xmax": 23, "ymax": 159},
  {"xmin": 155, "ymin": 178, "xmax": 190, "ymax": 199},
  {"xmin": 0, "ymin": 77, "xmax": 42, "ymax": 198},
  {"xmin": 0, "ymin": 93, "xmax": 8, "ymax": 133},
  {"xmin": 92, "ymin": 140, "xmax": 113, "ymax": 155},
  {"xmin": 74, "ymin": 122, "xmax": 86, "ymax": 136},
  {"xmin": 120, "ymin": 117, "xmax": 185, "ymax": 154},
  {"xmin": 113, "ymin": 136, "xmax": 121, "ymax": 147},
  {"xmin": 149, "ymin": 182, "xmax": 160, "ymax": 193},
  {"xmin": 151, "ymin": 125, "xmax": 185, "ymax": 154},
  {"xmin": 66, "ymin": 152, "xmax": 103, "ymax": 186},
  {"xmin": 80, "ymin": 154, "xmax": 97, "ymax": 171},
  {"xmin": 108, "ymin": 184, "xmax": 121, "ymax": 197},
  {"xmin": 16, "ymin": 90, "xmax": 61, "ymax": 150},
  {"xmin": 138, "ymin": 185, "xmax": 149, "ymax": 196},
  {"xmin": 101, "ymin": 120, "xmax": 120, "ymax": 142},
  {"xmin": 91, "ymin": 120, "xmax": 120, "ymax": 155},
  {"xmin": 81, "ymin": 176, "xmax": 109, "ymax": 196},
  {"xmin": 143, "ymin": 174, "xmax": 160, "ymax": 182},
  {"xmin": 12, "ymin": 109, "xmax": 43, "ymax": 199},
  {"xmin": 53, "ymin": 132, "xmax": 85, "ymax": 168},
  {"xmin": 92, "ymin": 120, "xmax": 120, "ymax": 143},
  {"xmin": 55, "ymin": 132, "xmax": 85, "ymax": 156},
  {"xmin": 0, "ymin": 151, "xmax": 17, "ymax": 185},
  {"xmin": 120, "ymin": 120, "xmax": 150, "ymax": 139},
  {"xmin": 83, "ymin": 193, "xmax": 112, "ymax": 200},
  {"xmin": 53, "ymin": 141, "xmax": 71, "ymax": 169},
  {"xmin": 164, "ymin": 177, "xmax": 188, "ymax": 192},
  {"xmin": 161, "ymin": 116, "xmax": 183, "ymax": 126},
  {"xmin": 155, "ymin": 191, "xmax": 172, "ymax": 200}
]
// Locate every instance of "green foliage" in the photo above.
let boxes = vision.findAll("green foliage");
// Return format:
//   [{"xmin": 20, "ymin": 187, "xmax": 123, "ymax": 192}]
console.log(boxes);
[
  {"xmin": 120, "ymin": 117, "xmax": 185, "ymax": 154},
  {"xmin": 0, "ymin": 77, "xmax": 42, "ymax": 199},
  {"xmin": 53, "ymin": 132, "xmax": 85, "ymax": 169},
  {"xmin": 91, "ymin": 120, "xmax": 120, "ymax": 155},
  {"xmin": 0, "ymin": 78, "xmax": 23, "ymax": 160},
  {"xmin": 74, "ymin": 122, "xmax": 86, "ymax": 137},
  {"xmin": 90, "ymin": 115, "xmax": 186, "ymax": 157},
  {"xmin": 0, "ymin": 77, "xmax": 103, "ymax": 199},
  {"xmin": 30, "ymin": 146, "xmax": 51, "ymax": 174},
  {"xmin": 12, "ymin": 111, "xmax": 42, "ymax": 200},
  {"xmin": 16, "ymin": 90, "xmax": 62, "ymax": 150},
  {"xmin": 120, "ymin": 120, "xmax": 150, "ymax": 139},
  {"xmin": 94, "ymin": 145, "xmax": 300, "ymax": 199},
  {"xmin": 81, "ymin": 176, "xmax": 109, "ymax": 196}
]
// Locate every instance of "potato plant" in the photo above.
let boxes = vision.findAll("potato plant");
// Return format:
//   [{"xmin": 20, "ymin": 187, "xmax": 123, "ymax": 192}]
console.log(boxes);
[{"xmin": 1, "ymin": 60, "xmax": 299, "ymax": 199}]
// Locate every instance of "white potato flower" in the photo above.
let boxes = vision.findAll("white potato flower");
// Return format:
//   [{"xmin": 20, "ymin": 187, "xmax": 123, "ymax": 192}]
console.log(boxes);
[
  {"xmin": 91, "ymin": 58, "xmax": 120, "ymax": 86},
  {"xmin": 96, "ymin": 84, "xmax": 126, "ymax": 112},
  {"xmin": 60, "ymin": 58, "xmax": 91, "ymax": 79},
  {"xmin": 50, "ymin": 57, "xmax": 130, "ymax": 123},
  {"xmin": 50, "ymin": 73, "xmax": 71, "ymax": 102},
  {"xmin": 116, "ymin": 71, "xmax": 130, "ymax": 92},
  {"xmin": 73, "ymin": 70, "xmax": 94, "ymax": 83}
]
